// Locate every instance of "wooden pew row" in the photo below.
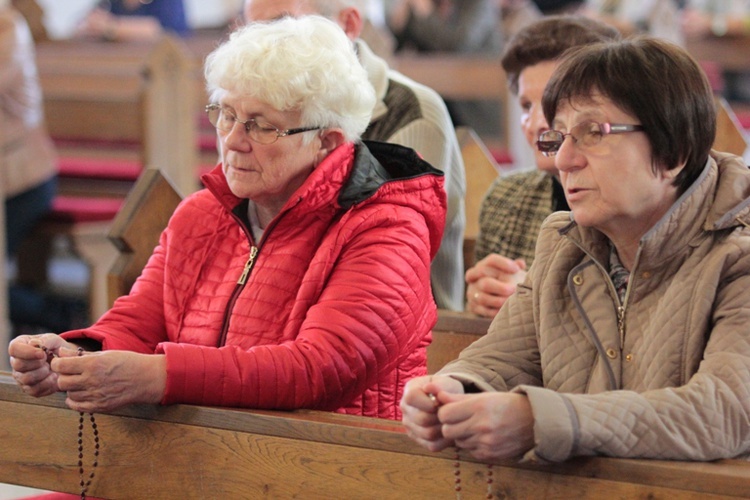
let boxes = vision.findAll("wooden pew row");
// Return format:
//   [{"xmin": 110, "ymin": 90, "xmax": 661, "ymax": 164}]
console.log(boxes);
[
  {"xmin": 391, "ymin": 53, "xmax": 510, "ymax": 152},
  {"xmin": 686, "ymin": 35, "xmax": 750, "ymax": 74},
  {"xmin": 1, "ymin": 372, "xmax": 749, "ymax": 499},
  {"xmin": 429, "ymin": 309, "xmax": 490, "ymax": 374},
  {"xmin": 24, "ymin": 36, "xmax": 197, "ymax": 322},
  {"xmin": 36, "ymin": 35, "xmax": 199, "ymax": 196}
]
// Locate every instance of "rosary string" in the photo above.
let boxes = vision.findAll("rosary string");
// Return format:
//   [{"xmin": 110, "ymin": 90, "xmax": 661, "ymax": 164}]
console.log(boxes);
[
  {"xmin": 428, "ymin": 392, "xmax": 494, "ymax": 499},
  {"xmin": 41, "ymin": 345, "xmax": 99, "ymax": 500}
]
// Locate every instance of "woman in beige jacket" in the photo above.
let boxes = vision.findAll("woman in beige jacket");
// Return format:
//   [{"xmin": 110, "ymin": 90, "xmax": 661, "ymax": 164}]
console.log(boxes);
[
  {"xmin": 402, "ymin": 36, "xmax": 750, "ymax": 463},
  {"xmin": 1, "ymin": 1, "xmax": 58, "ymax": 330}
]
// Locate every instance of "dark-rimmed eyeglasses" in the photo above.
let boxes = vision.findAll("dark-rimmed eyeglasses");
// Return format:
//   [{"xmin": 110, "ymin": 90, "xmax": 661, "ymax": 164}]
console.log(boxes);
[
  {"xmin": 205, "ymin": 104, "xmax": 321, "ymax": 145},
  {"xmin": 536, "ymin": 121, "xmax": 645, "ymax": 157}
]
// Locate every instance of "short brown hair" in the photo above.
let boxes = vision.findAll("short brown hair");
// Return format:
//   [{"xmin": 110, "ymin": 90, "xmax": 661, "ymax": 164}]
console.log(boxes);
[
  {"xmin": 501, "ymin": 15, "xmax": 621, "ymax": 95},
  {"xmin": 542, "ymin": 36, "xmax": 716, "ymax": 194}
]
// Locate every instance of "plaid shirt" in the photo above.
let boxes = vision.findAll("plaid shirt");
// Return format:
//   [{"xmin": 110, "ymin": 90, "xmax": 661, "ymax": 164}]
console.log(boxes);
[{"xmin": 475, "ymin": 170, "xmax": 567, "ymax": 265}]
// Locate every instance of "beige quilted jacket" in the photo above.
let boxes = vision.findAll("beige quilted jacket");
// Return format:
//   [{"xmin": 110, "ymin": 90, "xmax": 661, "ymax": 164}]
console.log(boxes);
[{"xmin": 440, "ymin": 151, "xmax": 750, "ymax": 462}]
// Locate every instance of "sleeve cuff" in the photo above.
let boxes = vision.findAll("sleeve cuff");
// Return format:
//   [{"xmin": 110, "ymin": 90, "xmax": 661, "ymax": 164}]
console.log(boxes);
[{"xmin": 513, "ymin": 385, "xmax": 579, "ymax": 462}]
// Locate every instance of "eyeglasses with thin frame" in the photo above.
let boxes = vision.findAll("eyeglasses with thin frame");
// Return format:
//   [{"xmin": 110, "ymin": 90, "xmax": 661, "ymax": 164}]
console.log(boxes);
[
  {"xmin": 205, "ymin": 104, "xmax": 321, "ymax": 145},
  {"xmin": 536, "ymin": 120, "xmax": 645, "ymax": 157}
]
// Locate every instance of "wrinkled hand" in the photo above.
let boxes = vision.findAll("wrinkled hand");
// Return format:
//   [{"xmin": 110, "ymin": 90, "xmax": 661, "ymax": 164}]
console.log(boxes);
[
  {"xmin": 465, "ymin": 253, "xmax": 526, "ymax": 318},
  {"xmin": 437, "ymin": 391, "xmax": 534, "ymax": 461},
  {"xmin": 401, "ymin": 375, "xmax": 465, "ymax": 451},
  {"xmin": 52, "ymin": 350, "xmax": 166, "ymax": 413},
  {"xmin": 8, "ymin": 333, "xmax": 76, "ymax": 397}
]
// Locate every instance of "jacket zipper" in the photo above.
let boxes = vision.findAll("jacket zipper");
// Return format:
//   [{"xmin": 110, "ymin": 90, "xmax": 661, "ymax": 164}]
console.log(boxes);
[
  {"xmin": 217, "ymin": 244, "xmax": 259, "ymax": 347},
  {"xmin": 216, "ymin": 198, "xmax": 293, "ymax": 347}
]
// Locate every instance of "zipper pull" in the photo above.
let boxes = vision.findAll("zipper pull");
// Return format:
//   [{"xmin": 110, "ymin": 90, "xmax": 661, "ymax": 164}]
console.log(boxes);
[{"xmin": 237, "ymin": 246, "xmax": 259, "ymax": 285}]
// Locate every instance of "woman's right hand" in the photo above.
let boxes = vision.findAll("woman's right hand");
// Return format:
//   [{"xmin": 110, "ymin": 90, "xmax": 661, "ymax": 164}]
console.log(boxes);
[
  {"xmin": 8, "ymin": 333, "xmax": 73, "ymax": 397},
  {"xmin": 465, "ymin": 253, "xmax": 526, "ymax": 318},
  {"xmin": 400, "ymin": 374, "xmax": 465, "ymax": 452}
]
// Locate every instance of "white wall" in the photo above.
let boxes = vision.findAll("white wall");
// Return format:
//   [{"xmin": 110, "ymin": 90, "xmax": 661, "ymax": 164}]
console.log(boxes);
[
  {"xmin": 183, "ymin": 0, "xmax": 243, "ymax": 28},
  {"xmin": 36, "ymin": 0, "xmax": 97, "ymax": 39}
]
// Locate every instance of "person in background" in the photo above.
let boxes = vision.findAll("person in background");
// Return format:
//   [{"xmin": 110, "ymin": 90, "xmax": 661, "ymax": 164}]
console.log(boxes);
[
  {"xmin": 466, "ymin": 16, "xmax": 620, "ymax": 318},
  {"xmin": 384, "ymin": 0, "xmax": 504, "ymax": 141},
  {"xmin": 9, "ymin": 15, "xmax": 445, "ymax": 420},
  {"xmin": 244, "ymin": 0, "xmax": 466, "ymax": 311},
  {"xmin": 402, "ymin": 36, "xmax": 750, "ymax": 463},
  {"xmin": 580, "ymin": 0, "xmax": 683, "ymax": 45},
  {"xmin": 0, "ymin": 0, "xmax": 87, "ymax": 334},
  {"xmin": 75, "ymin": 0, "xmax": 190, "ymax": 41}
]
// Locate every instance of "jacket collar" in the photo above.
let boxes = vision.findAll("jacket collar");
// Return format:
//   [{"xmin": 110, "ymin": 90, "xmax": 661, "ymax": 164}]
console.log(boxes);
[
  {"xmin": 200, "ymin": 141, "xmax": 442, "ymax": 214},
  {"xmin": 560, "ymin": 151, "xmax": 750, "ymax": 271},
  {"xmin": 339, "ymin": 140, "xmax": 442, "ymax": 208}
]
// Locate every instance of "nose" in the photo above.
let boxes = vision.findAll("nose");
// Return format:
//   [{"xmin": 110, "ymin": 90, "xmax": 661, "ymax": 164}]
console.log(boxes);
[
  {"xmin": 222, "ymin": 122, "xmax": 252, "ymax": 151},
  {"xmin": 554, "ymin": 134, "xmax": 584, "ymax": 172}
]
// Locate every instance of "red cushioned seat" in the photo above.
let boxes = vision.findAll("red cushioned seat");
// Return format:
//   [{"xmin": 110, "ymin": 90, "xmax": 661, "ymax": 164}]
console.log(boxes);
[
  {"xmin": 198, "ymin": 133, "xmax": 218, "ymax": 152},
  {"xmin": 490, "ymin": 148, "xmax": 514, "ymax": 166},
  {"xmin": 736, "ymin": 111, "xmax": 750, "ymax": 131},
  {"xmin": 47, "ymin": 195, "xmax": 124, "ymax": 223},
  {"xmin": 57, "ymin": 157, "xmax": 142, "ymax": 182}
]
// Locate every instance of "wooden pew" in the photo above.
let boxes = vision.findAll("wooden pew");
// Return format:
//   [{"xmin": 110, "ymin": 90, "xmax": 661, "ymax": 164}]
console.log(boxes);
[
  {"xmin": 714, "ymin": 96, "xmax": 749, "ymax": 156},
  {"xmin": 456, "ymin": 126, "xmax": 501, "ymax": 271},
  {"xmin": 106, "ymin": 169, "xmax": 183, "ymax": 309},
  {"xmin": 686, "ymin": 35, "xmax": 750, "ymax": 74},
  {"xmin": 2, "ymin": 372, "xmax": 749, "ymax": 498},
  {"xmin": 21, "ymin": 37, "xmax": 198, "ymax": 323},
  {"xmin": 36, "ymin": 35, "xmax": 199, "ymax": 196},
  {"xmin": 429, "ymin": 309, "xmax": 491, "ymax": 374}
]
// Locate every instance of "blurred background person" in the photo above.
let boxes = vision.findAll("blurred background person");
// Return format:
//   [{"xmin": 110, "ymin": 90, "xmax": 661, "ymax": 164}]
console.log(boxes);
[
  {"xmin": 75, "ymin": 0, "xmax": 190, "ymax": 41},
  {"xmin": 244, "ymin": 0, "xmax": 467, "ymax": 311},
  {"xmin": 385, "ymin": 0, "xmax": 504, "ymax": 142},
  {"xmin": 466, "ymin": 15, "xmax": 620, "ymax": 318},
  {"xmin": 0, "ymin": 0, "xmax": 88, "ymax": 334},
  {"xmin": 580, "ymin": 0, "xmax": 683, "ymax": 44}
]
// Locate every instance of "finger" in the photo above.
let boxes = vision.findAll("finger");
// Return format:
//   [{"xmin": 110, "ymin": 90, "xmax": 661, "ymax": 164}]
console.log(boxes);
[
  {"xmin": 470, "ymin": 303, "xmax": 501, "ymax": 319},
  {"xmin": 436, "ymin": 395, "xmax": 476, "ymax": 425},
  {"xmin": 483, "ymin": 254, "xmax": 523, "ymax": 275},
  {"xmin": 9, "ymin": 354, "xmax": 48, "ymax": 373},
  {"xmin": 57, "ymin": 372, "xmax": 88, "ymax": 392}
]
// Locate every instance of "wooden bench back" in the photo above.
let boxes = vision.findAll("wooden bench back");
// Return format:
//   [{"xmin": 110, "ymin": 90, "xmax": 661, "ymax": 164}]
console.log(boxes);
[
  {"xmin": 714, "ymin": 96, "xmax": 748, "ymax": 157},
  {"xmin": 1, "ymin": 372, "xmax": 748, "ymax": 498},
  {"xmin": 36, "ymin": 35, "xmax": 199, "ymax": 195},
  {"xmin": 106, "ymin": 169, "xmax": 183, "ymax": 307},
  {"xmin": 429, "ymin": 309, "xmax": 490, "ymax": 374},
  {"xmin": 456, "ymin": 126, "xmax": 501, "ymax": 270}
]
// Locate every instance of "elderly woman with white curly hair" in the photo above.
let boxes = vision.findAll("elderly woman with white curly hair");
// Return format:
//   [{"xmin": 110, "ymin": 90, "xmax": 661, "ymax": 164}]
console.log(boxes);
[{"xmin": 8, "ymin": 15, "xmax": 446, "ymax": 420}]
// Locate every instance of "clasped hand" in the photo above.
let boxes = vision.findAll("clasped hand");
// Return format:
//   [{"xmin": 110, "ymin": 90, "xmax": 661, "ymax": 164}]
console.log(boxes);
[
  {"xmin": 8, "ymin": 334, "xmax": 165, "ymax": 413},
  {"xmin": 400, "ymin": 375, "xmax": 535, "ymax": 460},
  {"xmin": 465, "ymin": 253, "xmax": 526, "ymax": 318}
]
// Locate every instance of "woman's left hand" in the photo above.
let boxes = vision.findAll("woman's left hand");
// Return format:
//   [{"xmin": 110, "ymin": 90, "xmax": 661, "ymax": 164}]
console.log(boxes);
[
  {"xmin": 437, "ymin": 391, "xmax": 535, "ymax": 461},
  {"xmin": 51, "ymin": 350, "xmax": 167, "ymax": 413}
]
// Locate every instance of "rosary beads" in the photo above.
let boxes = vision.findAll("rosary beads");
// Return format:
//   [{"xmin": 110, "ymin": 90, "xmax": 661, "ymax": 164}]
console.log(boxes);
[
  {"xmin": 428, "ymin": 392, "xmax": 494, "ymax": 499},
  {"xmin": 41, "ymin": 345, "xmax": 100, "ymax": 500}
]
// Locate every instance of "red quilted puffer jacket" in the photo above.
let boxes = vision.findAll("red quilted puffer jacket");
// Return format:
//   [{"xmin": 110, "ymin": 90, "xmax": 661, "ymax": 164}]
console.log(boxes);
[{"xmin": 62, "ymin": 141, "xmax": 445, "ymax": 419}]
